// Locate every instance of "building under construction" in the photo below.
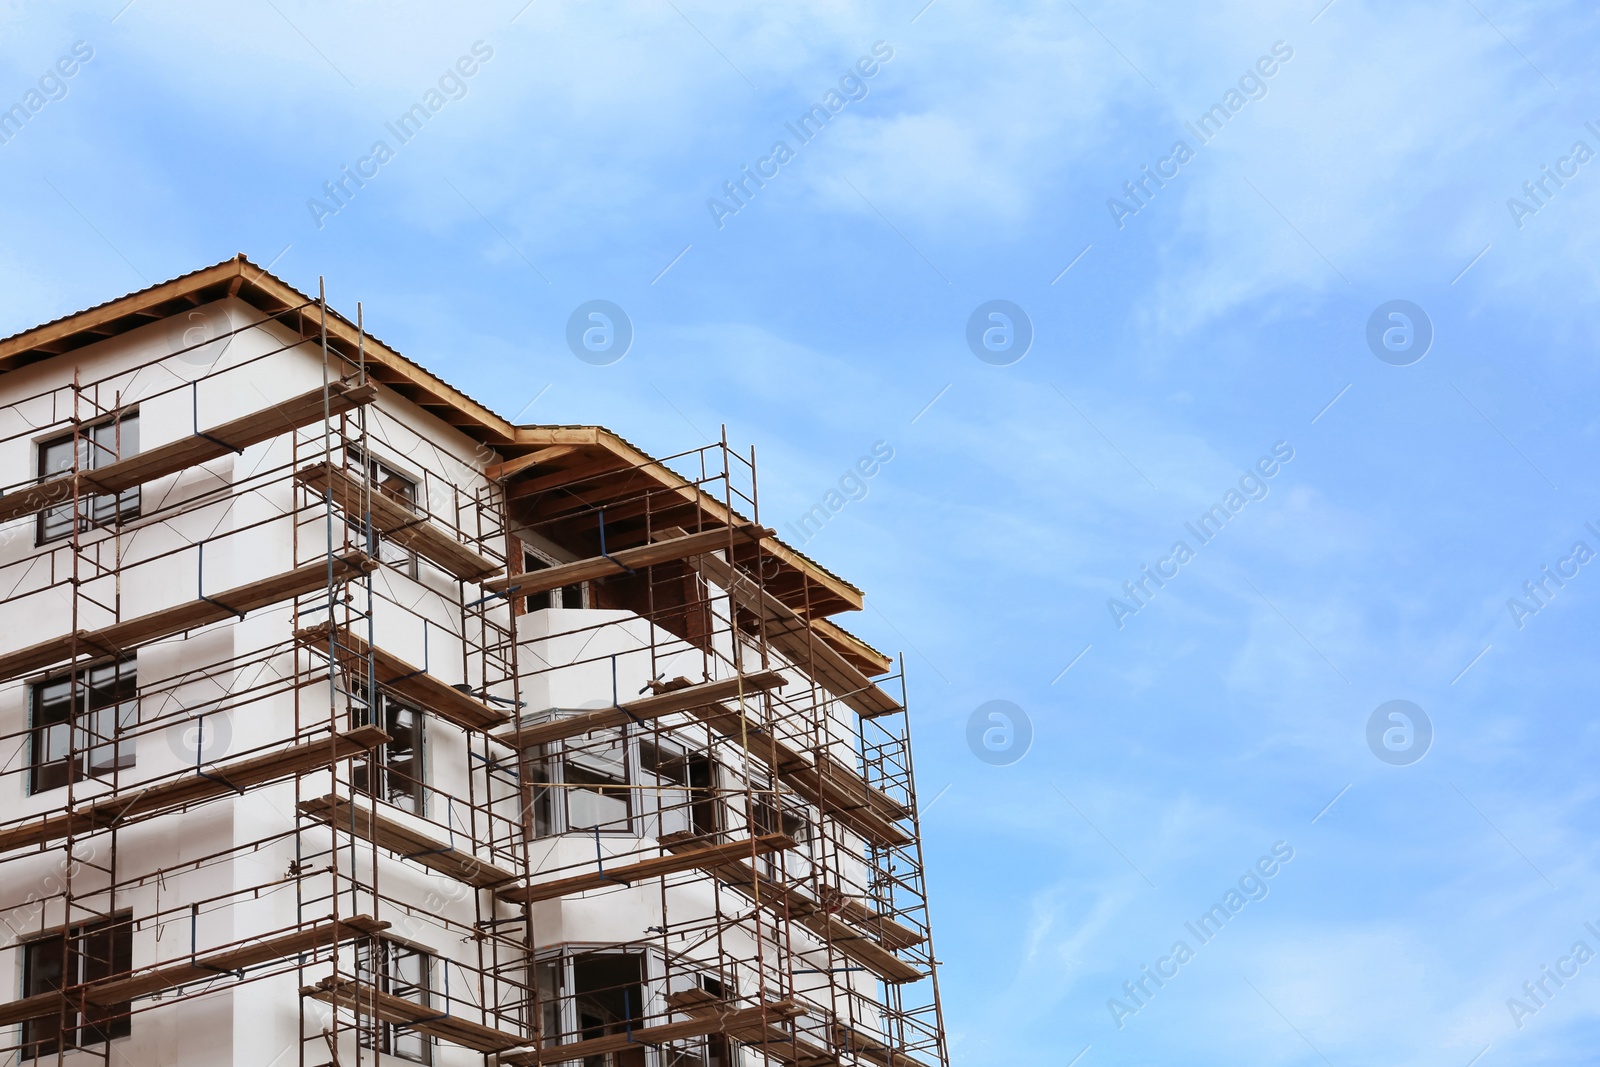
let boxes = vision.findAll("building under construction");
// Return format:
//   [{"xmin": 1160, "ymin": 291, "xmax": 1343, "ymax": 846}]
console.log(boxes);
[{"xmin": 0, "ymin": 255, "xmax": 947, "ymax": 1067}]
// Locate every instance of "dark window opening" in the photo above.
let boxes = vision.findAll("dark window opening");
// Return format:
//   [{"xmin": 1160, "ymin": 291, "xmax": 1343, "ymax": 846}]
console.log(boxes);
[
  {"xmin": 22, "ymin": 914, "xmax": 133, "ymax": 1059},
  {"xmin": 30, "ymin": 658, "xmax": 137, "ymax": 794},
  {"xmin": 573, "ymin": 951, "xmax": 645, "ymax": 1064},
  {"xmin": 351, "ymin": 687, "xmax": 425, "ymax": 814},
  {"xmin": 37, "ymin": 414, "xmax": 140, "ymax": 544},
  {"xmin": 687, "ymin": 754, "xmax": 720, "ymax": 839},
  {"xmin": 523, "ymin": 550, "xmax": 584, "ymax": 612}
]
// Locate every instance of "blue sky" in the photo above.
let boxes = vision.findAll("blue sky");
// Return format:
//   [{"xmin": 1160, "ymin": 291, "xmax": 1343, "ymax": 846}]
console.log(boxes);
[{"xmin": 4, "ymin": 1, "xmax": 1600, "ymax": 1063}]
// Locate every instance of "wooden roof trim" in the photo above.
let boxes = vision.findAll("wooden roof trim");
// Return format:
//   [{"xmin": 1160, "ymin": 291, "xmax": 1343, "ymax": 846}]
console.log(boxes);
[
  {"xmin": 532, "ymin": 427, "xmax": 864, "ymax": 611},
  {"xmin": 0, "ymin": 258, "xmax": 243, "ymax": 372}
]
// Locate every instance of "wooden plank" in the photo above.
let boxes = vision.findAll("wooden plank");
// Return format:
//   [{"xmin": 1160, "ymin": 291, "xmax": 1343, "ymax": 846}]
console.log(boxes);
[
  {"xmin": 495, "ymin": 833, "xmax": 795, "ymax": 905},
  {"xmin": 506, "ymin": 455, "xmax": 634, "ymax": 499},
  {"xmin": 685, "ymin": 698, "xmax": 912, "ymax": 850},
  {"xmin": 482, "ymin": 524, "xmax": 770, "ymax": 596},
  {"xmin": 82, "ymin": 915, "xmax": 389, "ymax": 1005},
  {"xmin": 296, "ymin": 462, "xmax": 501, "ymax": 581},
  {"xmin": 295, "ymin": 623, "xmax": 509, "ymax": 732},
  {"xmin": 812, "ymin": 617, "xmax": 892, "ymax": 676},
  {"xmin": 660, "ymin": 834, "xmax": 923, "ymax": 985},
  {"xmin": 667, "ymin": 989, "xmax": 838, "ymax": 1067},
  {"xmin": 298, "ymin": 793, "xmax": 520, "ymax": 889},
  {"xmin": 0, "ymin": 989, "xmax": 66, "ymax": 1027},
  {"xmin": 831, "ymin": 1023, "xmax": 932, "ymax": 1067},
  {"xmin": 686, "ymin": 547, "xmax": 901, "ymax": 719},
  {"xmin": 0, "ymin": 726, "xmax": 390, "ymax": 855},
  {"xmin": 488, "ymin": 671, "xmax": 786, "ymax": 748},
  {"xmin": 0, "ymin": 381, "xmax": 377, "ymax": 525},
  {"xmin": 482, "ymin": 444, "xmax": 581, "ymax": 482},
  {"xmin": 0, "ymin": 550, "xmax": 376, "ymax": 685},
  {"xmin": 500, "ymin": 1000, "xmax": 804, "ymax": 1066},
  {"xmin": 303, "ymin": 977, "xmax": 527, "ymax": 1053}
]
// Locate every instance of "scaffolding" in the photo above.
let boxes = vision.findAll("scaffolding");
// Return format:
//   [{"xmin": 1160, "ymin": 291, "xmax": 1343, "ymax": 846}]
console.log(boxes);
[{"xmin": 0, "ymin": 275, "xmax": 948, "ymax": 1067}]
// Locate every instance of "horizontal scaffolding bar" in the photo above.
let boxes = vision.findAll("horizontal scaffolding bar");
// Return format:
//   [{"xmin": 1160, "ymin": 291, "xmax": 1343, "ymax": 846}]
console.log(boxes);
[
  {"xmin": 84, "ymin": 914, "xmax": 389, "ymax": 1005},
  {"xmin": 0, "ymin": 551, "xmax": 377, "ymax": 685},
  {"xmin": 0, "ymin": 381, "xmax": 376, "ymax": 525},
  {"xmin": 296, "ymin": 622, "xmax": 509, "ymax": 732},
  {"xmin": 0, "ymin": 725, "xmax": 389, "ymax": 854}
]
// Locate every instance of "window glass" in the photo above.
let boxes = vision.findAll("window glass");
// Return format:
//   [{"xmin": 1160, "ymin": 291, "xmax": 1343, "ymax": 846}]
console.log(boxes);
[
  {"xmin": 566, "ymin": 732, "xmax": 629, "ymax": 833},
  {"xmin": 22, "ymin": 916, "xmax": 132, "ymax": 1057},
  {"xmin": 356, "ymin": 939, "xmax": 433, "ymax": 1064},
  {"xmin": 36, "ymin": 415, "xmax": 140, "ymax": 543},
  {"xmin": 352, "ymin": 687, "xmax": 425, "ymax": 814},
  {"xmin": 31, "ymin": 659, "xmax": 136, "ymax": 793}
]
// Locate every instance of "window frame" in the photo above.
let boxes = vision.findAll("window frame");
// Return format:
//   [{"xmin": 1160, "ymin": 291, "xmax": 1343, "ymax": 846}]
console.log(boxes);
[
  {"xmin": 521, "ymin": 547, "xmax": 586, "ymax": 613},
  {"xmin": 355, "ymin": 936, "xmax": 434, "ymax": 1064},
  {"xmin": 341, "ymin": 443, "xmax": 423, "ymax": 578},
  {"xmin": 21, "ymin": 913, "xmax": 134, "ymax": 1058},
  {"xmin": 29, "ymin": 657, "xmax": 138, "ymax": 795},
  {"xmin": 351, "ymin": 685, "xmax": 427, "ymax": 815},
  {"xmin": 35, "ymin": 412, "xmax": 141, "ymax": 545}
]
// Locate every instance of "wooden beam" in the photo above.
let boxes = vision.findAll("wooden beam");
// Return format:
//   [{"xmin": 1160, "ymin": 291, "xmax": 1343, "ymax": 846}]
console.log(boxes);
[
  {"xmin": 499, "ymin": 1000, "xmax": 804, "ymax": 1066},
  {"xmin": 666, "ymin": 989, "xmax": 837, "ymax": 1067},
  {"xmin": 812, "ymin": 617, "xmax": 892, "ymax": 677},
  {"xmin": 0, "ymin": 381, "xmax": 377, "ymax": 525},
  {"xmin": 0, "ymin": 990, "xmax": 66, "ymax": 1027},
  {"xmin": 298, "ymin": 793, "xmax": 520, "ymax": 888},
  {"xmin": 482, "ymin": 524, "xmax": 770, "ymax": 596},
  {"xmin": 684, "ymin": 547, "xmax": 901, "ymax": 719},
  {"xmin": 303, "ymin": 977, "xmax": 526, "ymax": 1053},
  {"xmin": 0, "ymin": 259, "xmax": 248, "ymax": 373},
  {"xmin": 83, "ymin": 915, "xmax": 389, "ymax": 1005},
  {"xmin": 295, "ymin": 623, "xmax": 509, "ymax": 732},
  {"xmin": 0, "ymin": 726, "xmax": 390, "ymax": 855},
  {"xmin": 488, "ymin": 671, "xmax": 786, "ymax": 748},
  {"xmin": 0, "ymin": 551, "xmax": 376, "ymax": 685},
  {"xmin": 506, "ymin": 455, "xmax": 635, "ymax": 500},
  {"xmin": 482, "ymin": 445, "xmax": 581, "ymax": 482},
  {"xmin": 660, "ymin": 834, "xmax": 923, "ymax": 984},
  {"xmin": 495, "ymin": 833, "xmax": 795, "ymax": 905},
  {"xmin": 296, "ymin": 462, "xmax": 502, "ymax": 581}
]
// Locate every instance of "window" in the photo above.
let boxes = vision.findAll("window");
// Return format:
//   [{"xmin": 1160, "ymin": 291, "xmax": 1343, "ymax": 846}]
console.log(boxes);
[
  {"xmin": 687, "ymin": 753, "xmax": 720, "ymax": 838},
  {"xmin": 535, "ymin": 958, "xmax": 562, "ymax": 1048},
  {"xmin": 525, "ymin": 754, "xmax": 556, "ymax": 839},
  {"xmin": 37, "ymin": 414, "xmax": 140, "ymax": 543},
  {"xmin": 352, "ymin": 688, "xmax": 425, "ymax": 813},
  {"xmin": 752, "ymin": 793, "xmax": 811, "ymax": 881},
  {"xmin": 21, "ymin": 915, "xmax": 133, "ymax": 1058},
  {"xmin": 523, "ymin": 549, "xmax": 584, "ymax": 612},
  {"xmin": 641, "ymin": 739, "xmax": 691, "ymax": 838},
  {"xmin": 343, "ymin": 445, "xmax": 420, "ymax": 576},
  {"xmin": 30, "ymin": 658, "xmax": 137, "ymax": 794},
  {"xmin": 565, "ymin": 731, "xmax": 630, "ymax": 834},
  {"xmin": 355, "ymin": 938, "xmax": 433, "ymax": 1064}
]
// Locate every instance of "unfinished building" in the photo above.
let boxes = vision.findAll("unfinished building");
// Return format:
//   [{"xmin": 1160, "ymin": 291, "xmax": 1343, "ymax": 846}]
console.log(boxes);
[{"xmin": 0, "ymin": 255, "xmax": 947, "ymax": 1067}]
